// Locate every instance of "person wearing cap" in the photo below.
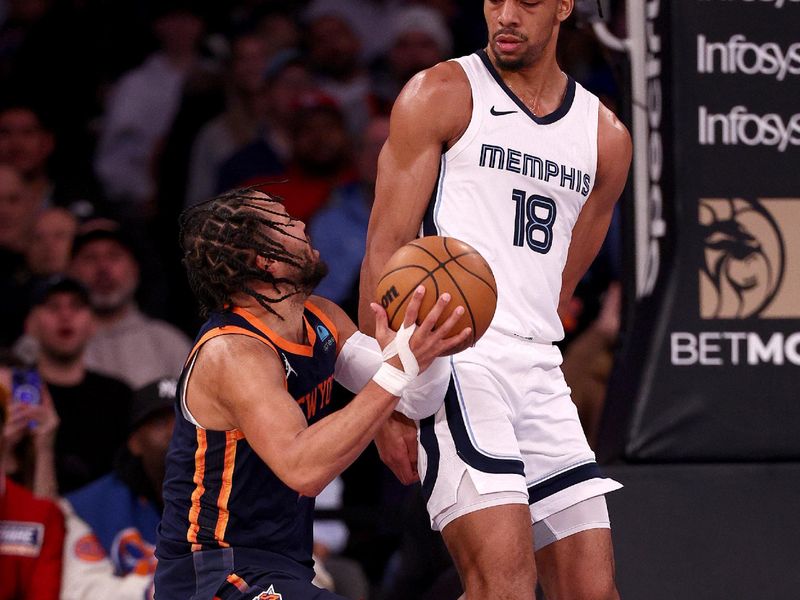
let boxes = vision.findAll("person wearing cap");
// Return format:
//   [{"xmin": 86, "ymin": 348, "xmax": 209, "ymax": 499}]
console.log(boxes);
[
  {"xmin": 59, "ymin": 377, "xmax": 177, "ymax": 600},
  {"xmin": 0, "ymin": 380, "xmax": 65, "ymax": 600},
  {"xmin": 13, "ymin": 275, "xmax": 133, "ymax": 494},
  {"xmin": 69, "ymin": 224, "xmax": 192, "ymax": 390},
  {"xmin": 372, "ymin": 6, "xmax": 454, "ymax": 105}
]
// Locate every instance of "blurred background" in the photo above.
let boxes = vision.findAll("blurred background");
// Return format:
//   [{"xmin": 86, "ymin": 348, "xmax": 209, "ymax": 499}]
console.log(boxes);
[{"xmin": 0, "ymin": 0, "xmax": 798, "ymax": 599}]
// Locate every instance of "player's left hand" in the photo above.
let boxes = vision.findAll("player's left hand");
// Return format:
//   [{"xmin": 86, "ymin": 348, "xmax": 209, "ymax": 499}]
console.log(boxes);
[{"xmin": 371, "ymin": 286, "xmax": 471, "ymax": 374}]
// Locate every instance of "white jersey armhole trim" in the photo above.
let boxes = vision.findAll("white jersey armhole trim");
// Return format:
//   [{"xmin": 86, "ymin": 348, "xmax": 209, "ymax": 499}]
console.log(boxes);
[
  {"xmin": 444, "ymin": 56, "xmax": 486, "ymax": 161},
  {"xmin": 179, "ymin": 351, "xmax": 205, "ymax": 429}
]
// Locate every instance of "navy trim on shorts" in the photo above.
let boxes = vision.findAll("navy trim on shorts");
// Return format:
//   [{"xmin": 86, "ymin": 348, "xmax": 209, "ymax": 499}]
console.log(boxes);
[
  {"xmin": 444, "ymin": 377, "xmax": 525, "ymax": 476},
  {"xmin": 419, "ymin": 415, "xmax": 439, "ymax": 502},
  {"xmin": 527, "ymin": 463, "xmax": 602, "ymax": 505}
]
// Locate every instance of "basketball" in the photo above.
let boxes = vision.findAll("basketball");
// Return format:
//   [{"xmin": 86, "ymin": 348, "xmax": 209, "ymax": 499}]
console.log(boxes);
[{"xmin": 375, "ymin": 236, "xmax": 497, "ymax": 346}]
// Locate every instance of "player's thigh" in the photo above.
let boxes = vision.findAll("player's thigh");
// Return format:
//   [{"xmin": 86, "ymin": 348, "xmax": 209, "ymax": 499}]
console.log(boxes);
[
  {"xmin": 418, "ymin": 354, "xmax": 529, "ymax": 526},
  {"xmin": 533, "ymin": 497, "xmax": 618, "ymax": 600},
  {"xmin": 441, "ymin": 501, "xmax": 536, "ymax": 593}
]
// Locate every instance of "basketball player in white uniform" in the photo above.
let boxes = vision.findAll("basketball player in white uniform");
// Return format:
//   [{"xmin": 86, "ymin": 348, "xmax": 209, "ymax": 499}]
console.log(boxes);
[{"xmin": 359, "ymin": 1, "xmax": 632, "ymax": 598}]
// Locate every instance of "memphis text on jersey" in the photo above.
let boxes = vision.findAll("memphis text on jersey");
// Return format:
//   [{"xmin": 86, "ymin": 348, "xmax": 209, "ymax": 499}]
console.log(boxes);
[{"xmin": 479, "ymin": 143, "xmax": 593, "ymax": 197}]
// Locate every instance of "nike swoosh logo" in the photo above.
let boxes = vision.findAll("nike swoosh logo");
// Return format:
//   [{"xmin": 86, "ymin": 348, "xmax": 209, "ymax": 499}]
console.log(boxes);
[{"xmin": 490, "ymin": 106, "xmax": 518, "ymax": 116}]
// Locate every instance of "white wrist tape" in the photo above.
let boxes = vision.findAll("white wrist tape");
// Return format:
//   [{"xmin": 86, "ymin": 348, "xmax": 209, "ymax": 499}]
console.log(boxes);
[
  {"xmin": 372, "ymin": 322, "xmax": 419, "ymax": 396},
  {"xmin": 372, "ymin": 362, "xmax": 414, "ymax": 396},
  {"xmin": 380, "ymin": 322, "xmax": 419, "ymax": 377}
]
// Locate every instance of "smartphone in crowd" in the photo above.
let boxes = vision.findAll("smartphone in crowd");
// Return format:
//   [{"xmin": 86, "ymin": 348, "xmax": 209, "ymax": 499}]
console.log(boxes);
[{"xmin": 11, "ymin": 367, "xmax": 42, "ymax": 427}]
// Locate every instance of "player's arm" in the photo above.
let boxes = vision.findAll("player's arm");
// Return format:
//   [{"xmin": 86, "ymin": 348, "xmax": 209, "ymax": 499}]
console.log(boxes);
[
  {"xmin": 358, "ymin": 62, "xmax": 471, "ymax": 336},
  {"xmin": 192, "ymin": 292, "xmax": 468, "ymax": 497},
  {"xmin": 558, "ymin": 105, "xmax": 632, "ymax": 316}
]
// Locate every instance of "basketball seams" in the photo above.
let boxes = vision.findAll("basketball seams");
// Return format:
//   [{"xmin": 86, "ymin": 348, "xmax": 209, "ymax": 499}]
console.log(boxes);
[
  {"xmin": 377, "ymin": 236, "xmax": 496, "ymax": 340},
  {"xmin": 385, "ymin": 272, "xmax": 434, "ymax": 328},
  {"xmin": 441, "ymin": 237, "xmax": 498, "ymax": 300},
  {"xmin": 439, "ymin": 267, "xmax": 477, "ymax": 343},
  {"xmin": 453, "ymin": 257, "xmax": 498, "ymax": 299}
]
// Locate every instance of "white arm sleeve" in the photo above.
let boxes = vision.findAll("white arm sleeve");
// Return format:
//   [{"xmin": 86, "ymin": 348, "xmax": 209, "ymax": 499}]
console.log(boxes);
[
  {"xmin": 335, "ymin": 331, "xmax": 451, "ymax": 420},
  {"xmin": 395, "ymin": 356, "xmax": 451, "ymax": 421},
  {"xmin": 334, "ymin": 331, "xmax": 383, "ymax": 393}
]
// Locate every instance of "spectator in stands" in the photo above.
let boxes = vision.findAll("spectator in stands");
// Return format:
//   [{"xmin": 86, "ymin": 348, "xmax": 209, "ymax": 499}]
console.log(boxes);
[
  {"xmin": 214, "ymin": 54, "xmax": 316, "ymax": 196},
  {"xmin": 305, "ymin": 11, "xmax": 375, "ymax": 135},
  {"xmin": 185, "ymin": 32, "xmax": 272, "ymax": 207},
  {"xmin": 59, "ymin": 377, "xmax": 177, "ymax": 600},
  {"xmin": 69, "ymin": 224, "xmax": 191, "ymax": 389},
  {"xmin": 0, "ymin": 357, "xmax": 59, "ymax": 499},
  {"xmin": 252, "ymin": 7, "xmax": 301, "ymax": 62},
  {"xmin": 372, "ymin": 6, "xmax": 453, "ymax": 105},
  {"xmin": 220, "ymin": 93, "xmax": 355, "ymax": 223},
  {"xmin": 26, "ymin": 207, "xmax": 77, "ymax": 278},
  {"xmin": 310, "ymin": 114, "xmax": 389, "ymax": 312},
  {"xmin": 0, "ymin": 379, "xmax": 65, "ymax": 600},
  {"xmin": 93, "ymin": 4, "xmax": 207, "ymax": 213},
  {"xmin": 0, "ymin": 164, "xmax": 38, "ymax": 348},
  {"xmin": 16, "ymin": 276, "xmax": 131, "ymax": 493},
  {"xmin": 304, "ymin": 0, "xmax": 401, "ymax": 63},
  {"xmin": 0, "ymin": 104, "xmax": 54, "ymax": 209}
]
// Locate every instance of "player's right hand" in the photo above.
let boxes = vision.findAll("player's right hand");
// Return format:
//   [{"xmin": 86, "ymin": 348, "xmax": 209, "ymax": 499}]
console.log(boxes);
[{"xmin": 375, "ymin": 411, "xmax": 420, "ymax": 485}]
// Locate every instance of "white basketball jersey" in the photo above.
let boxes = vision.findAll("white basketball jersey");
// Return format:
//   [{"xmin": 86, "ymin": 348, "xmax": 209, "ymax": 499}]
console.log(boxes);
[{"xmin": 423, "ymin": 51, "xmax": 600, "ymax": 343}]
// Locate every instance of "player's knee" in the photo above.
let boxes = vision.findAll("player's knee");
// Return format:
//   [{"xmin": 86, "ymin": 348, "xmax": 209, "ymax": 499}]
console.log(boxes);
[{"xmin": 460, "ymin": 557, "xmax": 537, "ymax": 598}]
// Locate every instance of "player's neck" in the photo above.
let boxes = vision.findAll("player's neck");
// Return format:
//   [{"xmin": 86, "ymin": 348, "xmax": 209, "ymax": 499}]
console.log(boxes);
[
  {"xmin": 235, "ymin": 293, "xmax": 309, "ymax": 344},
  {"xmin": 489, "ymin": 50, "xmax": 566, "ymax": 117}
]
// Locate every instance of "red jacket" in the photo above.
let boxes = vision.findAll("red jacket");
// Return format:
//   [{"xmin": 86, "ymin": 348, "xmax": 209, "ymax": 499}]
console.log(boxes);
[{"xmin": 0, "ymin": 478, "xmax": 64, "ymax": 600}]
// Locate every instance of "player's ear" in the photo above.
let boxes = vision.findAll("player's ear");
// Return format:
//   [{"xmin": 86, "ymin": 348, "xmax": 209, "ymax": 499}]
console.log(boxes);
[
  {"xmin": 557, "ymin": 0, "xmax": 574, "ymax": 22},
  {"xmin": 255, "ymin": 254, "xmax": 275, "ymax": 273}
]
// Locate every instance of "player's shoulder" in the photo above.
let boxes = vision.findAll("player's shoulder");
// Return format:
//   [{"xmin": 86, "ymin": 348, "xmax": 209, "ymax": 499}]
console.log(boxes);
[
  {"xmin": 396, "ymin": 60, "xmax": 471, "ymax": 111},
  {"xmin": 393, "ymin": 61, "xmax": 472, "ymax": 141},
  {"xmin": 597, "ymin": 102, "xmax": 632, "ymax": 152},
  {"xmin": 196, "ymin": 331, "xmax": 281, "ymax": 375}
]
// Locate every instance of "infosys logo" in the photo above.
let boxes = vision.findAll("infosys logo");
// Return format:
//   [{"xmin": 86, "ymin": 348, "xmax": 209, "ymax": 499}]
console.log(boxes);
[
  {"xmin": 697, "ymin": 35, "xmax": 800, "ymax": 81},
  {"xmin": 699, "ymin": 106, "xmax": 800, "ymax": 152}
]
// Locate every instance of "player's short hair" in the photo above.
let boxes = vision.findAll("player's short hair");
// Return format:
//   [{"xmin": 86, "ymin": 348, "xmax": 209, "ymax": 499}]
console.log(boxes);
[{"xmin": 179, "ymin": 186, "xmax": 308, "ymax": 317}]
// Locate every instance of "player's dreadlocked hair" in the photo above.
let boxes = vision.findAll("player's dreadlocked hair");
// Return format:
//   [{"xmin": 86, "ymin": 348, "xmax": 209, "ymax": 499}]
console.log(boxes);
[{"xmin": 179, "ymin": 187, "xmax": 310, "ymax": 317}]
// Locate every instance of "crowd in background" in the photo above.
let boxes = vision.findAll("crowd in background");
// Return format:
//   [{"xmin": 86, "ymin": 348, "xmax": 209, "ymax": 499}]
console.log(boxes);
[{"xmin": 0, "ymin": 0, "xmax": 628, "ymax": 598}]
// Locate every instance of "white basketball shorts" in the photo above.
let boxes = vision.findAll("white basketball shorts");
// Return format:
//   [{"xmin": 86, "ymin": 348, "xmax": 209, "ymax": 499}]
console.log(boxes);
[{"xmin": 416, "ymin": 327, "xmax": 622, "ymax": 531}]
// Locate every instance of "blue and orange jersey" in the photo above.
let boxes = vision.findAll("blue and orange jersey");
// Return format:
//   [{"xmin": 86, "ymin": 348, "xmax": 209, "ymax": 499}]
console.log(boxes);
[{"xmin": 156, "ymin": 301, "xmax": 342, "ymax": 566}]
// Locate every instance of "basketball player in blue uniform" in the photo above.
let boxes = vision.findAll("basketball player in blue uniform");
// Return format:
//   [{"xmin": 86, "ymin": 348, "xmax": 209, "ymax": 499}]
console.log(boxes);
[
  {"xmin": 360, "ymin": 1, "xmax": 632, "ymax": 599},
  {"xmin": 154, "ymin": 188, "xmax": 470, "ymax": 600}
]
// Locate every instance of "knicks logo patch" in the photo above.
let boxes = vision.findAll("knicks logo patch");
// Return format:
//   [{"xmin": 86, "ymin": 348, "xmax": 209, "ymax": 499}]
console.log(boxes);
[
  {"xmin": 699, "ymin": 198, "xmax": 799, "ymax": 318},
  {"xmin": 111, "ymin": 528, "xmax": 156, "ymax": 576},
  {"xmin": 252, "ymin": 585, "xmax": 282, "ymax": 600}
]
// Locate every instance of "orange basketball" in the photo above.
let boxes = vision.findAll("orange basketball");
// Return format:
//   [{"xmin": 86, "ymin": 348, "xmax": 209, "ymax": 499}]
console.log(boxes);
[{"xmin": 375, "ymin": 236, "xmax": 497, "ymax": 346}]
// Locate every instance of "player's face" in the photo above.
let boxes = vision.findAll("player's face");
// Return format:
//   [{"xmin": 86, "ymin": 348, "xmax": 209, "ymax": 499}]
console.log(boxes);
[
  {"xmin": 484, "ymin": 0, "xmax": 572, "ymax": 71},
  {"xmin": 27, "ymin": 292, "xmax": 94, "ymax": 362},
  {"xmin": 252, "ymin": 197, "xmax": 328, "ymax": 291}
]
